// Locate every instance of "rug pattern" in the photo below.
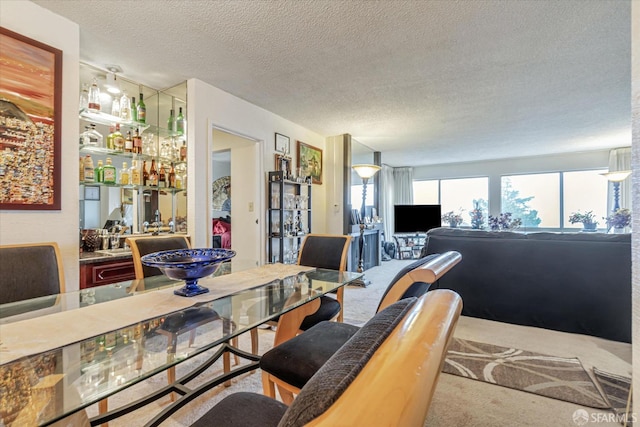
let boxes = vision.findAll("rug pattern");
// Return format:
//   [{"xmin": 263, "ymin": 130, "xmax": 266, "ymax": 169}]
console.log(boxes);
[
  {"xmin": 593, "ymin": 368, "xmax": 633, "ymax": 426},
  {"xmin": 442, "ymin": 338, "xmax": 609, "ymax": 409}
]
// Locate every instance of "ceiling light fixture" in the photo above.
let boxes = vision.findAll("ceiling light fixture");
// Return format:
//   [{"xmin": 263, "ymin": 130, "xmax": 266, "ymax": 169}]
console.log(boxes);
[{"xmin": 105, "ymin": 65, "xmax": 123, "ymax": 95}]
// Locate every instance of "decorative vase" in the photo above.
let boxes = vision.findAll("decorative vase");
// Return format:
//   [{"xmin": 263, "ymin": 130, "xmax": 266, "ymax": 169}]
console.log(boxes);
[
  {"xmin": 449, "ymin": 222, "xmax": 459, "ymax": 228},
  {"xmin": 612, "ymin": 227, "xmax": 625, "ymax": 234},
  {"xmin": 582, "ymin": 223, "xmax": 597, "ymax": 232}
]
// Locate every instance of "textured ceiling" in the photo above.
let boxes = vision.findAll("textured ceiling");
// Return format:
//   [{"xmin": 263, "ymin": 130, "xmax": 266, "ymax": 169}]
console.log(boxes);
[{"xmin": 34, "ymin": 0, "xmax": 631, "ymax": 167}]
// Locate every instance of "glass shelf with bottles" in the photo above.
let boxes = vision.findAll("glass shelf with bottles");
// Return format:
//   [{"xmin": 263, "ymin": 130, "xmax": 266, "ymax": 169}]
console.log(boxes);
[{"xmin": 79, "ymin": 144, "xmax": 187, "ymax": 167}]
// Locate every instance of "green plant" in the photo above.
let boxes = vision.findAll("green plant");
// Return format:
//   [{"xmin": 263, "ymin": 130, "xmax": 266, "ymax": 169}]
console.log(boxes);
[
  {"xmin": 442, "ymin": 211, "xmax": 463, "ymax": 226},
  {"xmin": 568, "ymin": 211, "xmax": 598, "ymax": 226}
]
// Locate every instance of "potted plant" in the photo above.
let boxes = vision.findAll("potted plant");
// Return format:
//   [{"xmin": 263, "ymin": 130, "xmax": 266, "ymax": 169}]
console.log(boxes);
[
  {"xmin": 469, "ymin": 201, "xmax": 485, "ymax": 229},
  {"xmin": 568, "ymin": 211, "xmax": 598, "ymax": 232},
  {"xmin": 605, "ymin": 208, "xmax": 631, "ymax": 233},
  {"xmin": 442, "ymin": 211, "xmax": 463, "ymax": 228},
  {"xmin": 488, "ymin": 212, "xmax": 522, "ymax": 231}
]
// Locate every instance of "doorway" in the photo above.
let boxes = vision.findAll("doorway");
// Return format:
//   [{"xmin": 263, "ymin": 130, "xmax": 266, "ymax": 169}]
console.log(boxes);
[{"xmin": 210, "ymin": 128, "xmax": 262, "ymax": 272}]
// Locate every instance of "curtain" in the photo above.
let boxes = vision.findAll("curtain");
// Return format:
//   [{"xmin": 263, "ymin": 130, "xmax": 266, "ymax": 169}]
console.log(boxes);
[
  {"xmin": 607, "ymin": 147, "xmax": 632, "ymax": 212},
  {"xmin": 393, "ymin": 167, "xmax": 414, "ymax": 205},
  {"xmin": 380, "ymin": 165, "xmax": 395, "ymax": 241}
]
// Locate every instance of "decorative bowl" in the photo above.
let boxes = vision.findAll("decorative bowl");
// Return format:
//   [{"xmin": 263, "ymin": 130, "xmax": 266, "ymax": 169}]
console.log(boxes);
[{"xmin": 141, "ymin": 248, "xmax": 236, "ymax": 297}]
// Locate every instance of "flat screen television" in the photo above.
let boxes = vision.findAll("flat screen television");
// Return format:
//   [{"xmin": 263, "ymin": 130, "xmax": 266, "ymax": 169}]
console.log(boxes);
[{"xmin": 394, "ymin": 204, "xmax": 442, "ymax": 234}]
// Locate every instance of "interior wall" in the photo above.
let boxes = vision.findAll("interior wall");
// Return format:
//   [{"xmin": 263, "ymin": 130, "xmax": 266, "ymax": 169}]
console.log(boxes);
[
  {"xmin": 187, "ymin": 78, "xmax": 327, "ymax": 253},
  {"xmin": 0, "ymin": 1, "xmax": 80, "ymax": 290},
  {"xmin": 325, "ymin": 134, "xmax": 346, "ymax": 234}
]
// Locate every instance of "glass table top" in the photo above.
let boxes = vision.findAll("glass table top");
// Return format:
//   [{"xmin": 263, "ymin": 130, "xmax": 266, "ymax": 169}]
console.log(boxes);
[{"xmin": 0, "ymin": 267, "xmax": 362, "ymax": 426}]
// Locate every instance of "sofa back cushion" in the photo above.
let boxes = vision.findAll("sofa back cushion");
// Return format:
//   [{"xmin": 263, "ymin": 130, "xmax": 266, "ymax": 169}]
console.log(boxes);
[{"xmin": 424, "ymin": 228, "xmax": 631, "ymax": 342}]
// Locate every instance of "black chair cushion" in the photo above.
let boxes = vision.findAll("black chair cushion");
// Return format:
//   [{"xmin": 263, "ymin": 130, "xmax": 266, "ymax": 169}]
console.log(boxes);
[
  {"xmin": 298, "ymin": 295, "xmax": 341, "ymax": 331},
  {"xmin": 375, "ymin": 253, "xmax": 439, "ymax": 312},
  {"xmin": 260, "ymin": 320, "xmax": 360, "ymax": 389},
  {"xmin": 279, "ymin": 298, "xmax": 416, "ymax": 427},
  {"xmin": 134, "ymin": 237, "xmax": 190, "ymax": 278},
  {"xmin": 191, "ymin": 392, "xmax": 287, "ymax": 427},
  {"xmin": 159, "ymin": 307, "xmax": 219, "ymax": 333},
  {"xmin": 0, "ymin": 245, "xmax": 61, "ymax": 304}
]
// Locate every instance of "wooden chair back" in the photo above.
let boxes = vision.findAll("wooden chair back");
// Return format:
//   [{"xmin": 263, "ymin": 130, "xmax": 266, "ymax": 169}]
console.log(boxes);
[
  {"xmin": 126, "ymin": 235, "xmax": 191, "ymax": 279},
  {"xmin": 377, "ymin": 251, "xmax": 462, "ymax": 313},
  {"xmin": 0, "ymin": 242, "xmax": 65, "ymax": 304},
  {"xmin": 292, "ymin": 290, "xmax": 462, "ymax": 426}
]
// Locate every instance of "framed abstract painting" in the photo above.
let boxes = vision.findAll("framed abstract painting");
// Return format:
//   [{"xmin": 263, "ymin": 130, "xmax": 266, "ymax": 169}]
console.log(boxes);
[{"xmin": 0, "ymin": 27, "xmax": 62, "ymax": 210}]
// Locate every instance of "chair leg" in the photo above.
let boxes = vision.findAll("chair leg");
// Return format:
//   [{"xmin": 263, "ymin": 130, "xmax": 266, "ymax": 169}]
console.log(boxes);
[
  {"xmin": 98, "ymin": 398, "xmax": 108, "ymax": 427},
  {"xmin": 251, "ymin": 328, "xmax": 259, "ymax": 354},
  {"xmin": 231, "ymin": 336, "xmax": 240, "ymax": 365},
  {"xmin": 167, "ymin": 335, "xmax": 177, "ymax": 402},
  {"xmin": 336, "ymin": 287, "xmax": 344, "ymax": 323},
  {"xmin": 223, "ymin": 351, "xmax": 231, "ymax": 387},
  {"xmin": 188, "ymin": 329, "xmax": 196, "ymax": 347},
  {"xmin": 262, "ymin": 371, "xmax": 277, "ymax": 398},
  {"xmin": 277, "ymin": 385, "xmax": 295, "ymax": 405}
]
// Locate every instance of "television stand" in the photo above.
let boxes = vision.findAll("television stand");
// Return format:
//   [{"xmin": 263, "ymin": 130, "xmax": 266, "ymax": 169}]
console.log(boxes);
[{"xmin": 393, "ymin": 233, "xmax": 427, "ymax": 260}]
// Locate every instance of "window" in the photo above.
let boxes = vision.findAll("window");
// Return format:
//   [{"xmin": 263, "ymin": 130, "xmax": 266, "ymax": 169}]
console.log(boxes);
[
  {"xmin": 501, "ymin": 169, "xmax": 607, "ymax": 229},
  {"xmin": 501, "ymin": 173, "xmax": 559, "ymax": 228},
  {"xmin": 413, "ymin": 177, "xmax": 488, "ymax": 227},
  {"xmin": 563, "ymin": 169, "xmax": 608, "ymax": 229},
  {"xmin": 440, "ymin": 178, "xmax": 489, "ymax": 226},
  {"xmin": 413, "ymin": 180, "xmax": 438, "ymax": 204}
]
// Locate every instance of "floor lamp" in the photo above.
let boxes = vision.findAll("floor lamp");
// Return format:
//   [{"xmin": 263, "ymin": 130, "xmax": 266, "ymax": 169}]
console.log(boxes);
[
  {"xmin": 352, "ymin": 164, "xmax": 381, "ymax": 287},
  {"xmin": 601, "ymin": 170, "xmax": 631, "ymax": 212}
]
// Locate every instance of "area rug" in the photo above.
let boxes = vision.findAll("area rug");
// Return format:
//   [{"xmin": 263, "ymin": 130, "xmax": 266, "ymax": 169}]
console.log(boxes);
[
  {"xmin": 593, "ymin": 368, "xmax": 633, "ymax": 426},
  {"xmin": 442, "ymin": 338, "xmax": 609, "ymax": 409}
]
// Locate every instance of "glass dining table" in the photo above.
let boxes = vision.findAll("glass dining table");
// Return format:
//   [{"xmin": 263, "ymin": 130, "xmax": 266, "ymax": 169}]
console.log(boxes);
[{"xmin": 0, "ymin": 265, "xmax": 362, "ymax": 426}]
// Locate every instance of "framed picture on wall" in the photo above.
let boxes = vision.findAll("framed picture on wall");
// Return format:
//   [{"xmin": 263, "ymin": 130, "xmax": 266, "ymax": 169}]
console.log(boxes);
[
  {"xmin": 0, "ymin": 27, "xmax": 62, "ymax": 210},
  {"xmin": 275, "ymin": 133, "xmax": 290, "ymax": 155},
  {"xmin": 297, "ymin": 140, "xmax": 323, "ymax": 184},
  {"xmin": 275, "ymin": 154, "xmax": 291, "ymax": 177}
]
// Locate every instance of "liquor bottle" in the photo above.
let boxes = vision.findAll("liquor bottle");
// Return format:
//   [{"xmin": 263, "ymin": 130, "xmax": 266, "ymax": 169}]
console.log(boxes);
[
  {"xmin": 168, "ymin": 163, "xmax": 176, "ymax": 188},
  {"xmin": 158, "ymin": 163, "xmax": 166, "ymax": 188},
  {"xmin": 120, "ymin": 161, "xmax": 130, "ymax": 185},
  {"xmin": 79, "ymin": 83, "xmax": 89, "ymax": 110},
  {"xmin": 106, "ymin": 125, "xmax": 115, "ymax": 150},
  {"xmin": 175, "ymin": 172, "xmax": 183, "ymax": 189},
  {"xmin": 148, "ymin": 159, "xmax": 158, "ymax": 186},
  {"xmin": 137, "ymin": 93, "xmax": 146, "ymax": 124},
  {"xmin": 131, "ymin": 160, "xmax": 141, "ymax": 185},
  {"xmin": 167, "ymin": 109, "xmax": 175, "ymax": 131},
  {"xmin": 83, "ymin": 155, "xmax": 95, "ymax": 183},
  {"xmin": 124, "ymin": 130, "xmax": 133, "ymax": 153},
  {"xmin": 180, "ymin": 141, "xmax": 187, "ymax": 161},
  {"xmin": 103, "ymin": 157, "xmax": 117, "ymax": 185},
  {"xmin": 80, "ymin": 124, "xmax": 103, "ymax": 147},
  {"xmin": 142, "ymin": 160, "xmax": 149, "ymax": 186},
  {"xmin": 79, "ymin": 157, "xmax": 85, "ymax": 182},
  {"xmin": 175, "ymin": 107, "xmax": 185, "ymax": 135},
  {"xmin": 94, "ymin": 159, "xmax": 104, "ymax": 183},
  {"xmin": 112, "ymin": 124, "xmax": 125, "ymax": 152},
  {"xmin": 111, "ymin": 95, "xmax": 121, "ymax": 117},
  {"xmin": 119, "ymin": 92, "xmax": 132, "ymax": 121},
  {"xmin": 132, "ymin": 128, "xmax": 142, "ymax": 154},
  {"xmin": 131, "ymin": 96, "xmax": 137, "ymax": 122},
  {"xmin": 88, "ymin": 78, "xmax": 101, "ymax": 112}
]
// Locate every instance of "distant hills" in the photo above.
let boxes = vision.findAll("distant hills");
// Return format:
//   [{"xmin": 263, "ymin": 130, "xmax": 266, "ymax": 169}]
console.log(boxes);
[{"xmin": 0, "ymin": 99, "xmax": 33, "ymax": 123}]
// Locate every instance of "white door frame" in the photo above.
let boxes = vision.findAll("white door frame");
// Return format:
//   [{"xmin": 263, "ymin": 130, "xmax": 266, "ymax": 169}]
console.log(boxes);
[{"xmin": 207, "ymin": 120, "xmax": 265, "ymax": 266}]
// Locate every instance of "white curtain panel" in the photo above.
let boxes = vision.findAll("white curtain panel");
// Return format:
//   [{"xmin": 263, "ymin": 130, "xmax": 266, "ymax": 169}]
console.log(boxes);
[
  {"xmin": 393, "ymin": 167, "xmax": 414, "ymax": 205},
  {"xmin": 608, "ymin": 147, "xmax": 632, "ymax": 212},
  {"xmin": 380, "ymin": 165, "xmax": 395, "ymax": 241}
]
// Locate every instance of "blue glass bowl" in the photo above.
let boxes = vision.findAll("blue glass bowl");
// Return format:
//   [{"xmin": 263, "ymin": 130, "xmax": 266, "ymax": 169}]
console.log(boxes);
[{"xmin": 141, "ymin": 248, "xmax": 236, "ymax": 297}]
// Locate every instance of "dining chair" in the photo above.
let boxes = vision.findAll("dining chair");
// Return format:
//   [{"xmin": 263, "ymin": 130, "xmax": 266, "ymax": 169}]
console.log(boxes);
[
  {"xmin": 190, "ymin": 290, "xmax": 463, "ymax": 427},
  {"xmin": 260, "ymin": 251, "xmax": 461, "ymax": 403},
  {"xmin": 126, "ymin": 235, "xmax": 232, "ymax": 399},
  {"xmin": 0, "ymin": 242, "xmax": 65, "ymax": 304},
  {"xmin": 246, "ymin": 234, "xmax": 352, "ymax": 354}
]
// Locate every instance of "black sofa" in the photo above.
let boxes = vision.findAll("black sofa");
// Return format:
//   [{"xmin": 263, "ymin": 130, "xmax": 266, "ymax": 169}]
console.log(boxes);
[{"xmin": 422, "ymin": 227, "xmax": 631, "ymax": 343}]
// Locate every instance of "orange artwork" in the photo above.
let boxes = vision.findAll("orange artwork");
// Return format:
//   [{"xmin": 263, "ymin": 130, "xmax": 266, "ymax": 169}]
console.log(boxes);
[{"xmin": 0, "ymin": 27, "xmax": 62, "ymax": 209}]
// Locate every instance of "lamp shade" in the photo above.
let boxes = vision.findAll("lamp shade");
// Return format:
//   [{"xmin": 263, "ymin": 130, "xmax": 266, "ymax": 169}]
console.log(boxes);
[
  {"xmin": 352, "ymin": 164, "xmax": 381, "ymax": 180},
  {"xmin": 600, "ymin": 171, "xmax": 631, "ymax": 182}
]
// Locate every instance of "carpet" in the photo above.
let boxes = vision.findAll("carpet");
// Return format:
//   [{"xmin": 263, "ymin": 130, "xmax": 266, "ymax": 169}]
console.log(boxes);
[
  {"xmin": 593, "ymin": 368, "xmax": 633, "ymax": 425},
  {"xmin": 442, "ymin": 338, "xmax": 609, "ymax": 409}
]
